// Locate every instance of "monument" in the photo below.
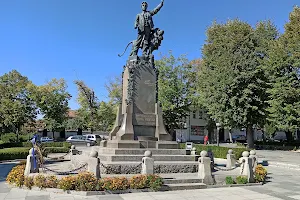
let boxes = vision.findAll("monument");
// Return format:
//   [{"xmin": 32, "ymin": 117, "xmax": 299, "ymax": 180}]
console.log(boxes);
[{"xmin": 109, "ymin": 0, "xmax": 176, "ymax": 149}]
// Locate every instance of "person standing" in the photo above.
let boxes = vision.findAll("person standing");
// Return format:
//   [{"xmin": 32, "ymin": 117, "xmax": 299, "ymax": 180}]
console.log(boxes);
[{"xmin": 204, "ymin": 134, "xmax": 209, "ymax": 145}]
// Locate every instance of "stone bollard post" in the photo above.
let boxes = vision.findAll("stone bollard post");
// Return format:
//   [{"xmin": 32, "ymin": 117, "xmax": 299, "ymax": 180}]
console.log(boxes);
[
  {"xmin": 191, "ymin": 147, "xmax": 197, "ymax": 155},
  {"xmin": 142, "ymin": 151, "xmax": 154, "ymax": 175},
  {"xmin": 239, "ymin": 151, "xmax": 254, "ymax": 183},
  {"xmin": 70, "ymin": 145, "xmax": 78, "ymax": 165},
  {"xmin": 88, "ymin": 150, "xmax": 101, "ymax": 179},
  {"xmin": 249, "ymin": 150, "xmax": 258, "ymax": 172},
  {"xmin": 226, "ymin": 149, "xmax": 236, "ymax": 169},
  {"xmin": 198, "ymin": 151, "xmax": 215, "ymax": 185},
  {"xmin": 24, "ymin": 148, "xmax": 39, "ymax": 176}
]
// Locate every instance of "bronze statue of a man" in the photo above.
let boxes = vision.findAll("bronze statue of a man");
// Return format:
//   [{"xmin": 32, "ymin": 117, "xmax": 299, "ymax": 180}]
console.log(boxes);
[{"xmin": 129, "ymin": 0, "xmax": 164, "ymax": 57}]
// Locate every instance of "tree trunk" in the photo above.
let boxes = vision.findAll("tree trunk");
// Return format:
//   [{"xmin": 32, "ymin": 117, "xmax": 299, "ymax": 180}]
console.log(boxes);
[
  {"xmin": 229, "ymin": 128, "xmax": 233, "ymax": 143},
  {"xmin": 16, "ymin": 127, "xmax": 19, "ymax": 143},
  {"xmin": 216, "ymin": 127, "xmax": 220, "ymax": 146},
  {"xmin": 52, "ymin": 130, "xmax": 55, "ymax": 140},
  {"xmin": 285, "ymin": 130, "xmax": 293, "ymax": 142},
  {"xmin": 246, "ymin": 124, "xmax": 254, "ymax": 149}
]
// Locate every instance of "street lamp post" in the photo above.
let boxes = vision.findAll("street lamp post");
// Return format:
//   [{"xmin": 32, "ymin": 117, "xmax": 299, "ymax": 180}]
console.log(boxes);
[{"xmin": 216, "ymin": 122, "xmax": 221, "ymax": 147}]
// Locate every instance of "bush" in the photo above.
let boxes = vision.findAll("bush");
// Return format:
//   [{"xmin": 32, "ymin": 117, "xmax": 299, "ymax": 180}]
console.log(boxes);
[
  {"xmin": 6, "ymin": 164, "xmax": 25, "ymax": 187},
  {"xmin": 100, "ymin": 177, "xmax": 129, "ymax": 191},
  {"xmin": 129, "ymin": 175, "xmax": 148, "ymax": 189},
  {"xmin": 75, "ymin": 172, "xmax": 98, "ymax": 191},
  {"xmin": 180, "ymin": 144, "xmax": 247, "ymax": 159},
  {"xmin": 42, "ymin": 147, "xmax": 70, "ymax": 156},
  {"xmin": 58, "ymin": 176, "xmax": 77, "ymax": 191},
  {"xmin": 0, "ymin": 141, "xmax": 71, "ymax": 149},
  {"xmin": 24, "ymin": 176, "xmax": 34, "ymax": 189},
  {"xmin": 46, "ymin": 175, "xmax": 59, "ymax": 188},
  {"xmin": 236, "ymin": 176, "xmax": 248, "ymax": 184},
  {"xmin": 254, "ymin": 165, "xmax": 268, "ymax": 183},
  {"xmin": 34, "ymin": 174, "xmax": 47, "ymax": 189},
  {"xmin": 147, "ymin": 175, "xmax": 163, "ymax": 191},
  {"xmin": 225, "ymin": 176, "xmax": 235, "ymax": 185},
  {"xmin": 0, "ymin": 148, "xmax": 30, "ymax": 161}
]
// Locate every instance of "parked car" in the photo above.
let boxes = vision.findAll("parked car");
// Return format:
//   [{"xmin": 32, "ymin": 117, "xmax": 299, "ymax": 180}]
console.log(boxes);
[
  {"xmin": 83, "ymin": 134, "xmax": 102, "ymax": 143},
  {"xmin": 66, "ymin": 135, "xmax": 96, "ymax": 146},
  {"xmin": 40, "ymin": 137, "xmax": 54, "ymax": 143},
  {"xmin": 226, "ymin": 135, "xmax": 247, "ymax": 143}
]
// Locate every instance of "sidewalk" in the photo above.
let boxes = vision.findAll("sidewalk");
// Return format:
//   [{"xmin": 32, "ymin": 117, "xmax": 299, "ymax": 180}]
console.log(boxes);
[{"xmin": 0, "ymin": 184, "xmax": 284, "ymax": 200}]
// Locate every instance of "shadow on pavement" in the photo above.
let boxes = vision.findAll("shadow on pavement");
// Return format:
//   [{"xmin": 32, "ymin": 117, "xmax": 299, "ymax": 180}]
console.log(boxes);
[{"xmin": 0, "ymin": 163, "xmax": 17, "ymax": 183}]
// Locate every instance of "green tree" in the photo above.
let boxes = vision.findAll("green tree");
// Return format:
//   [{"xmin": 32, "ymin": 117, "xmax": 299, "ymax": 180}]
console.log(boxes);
[
  {"xmin": 97, "ymin": 101, "xmax": 116, "ymax": 132},
  {"xmin": 198, "ymin": 20, "xmax": 278, "ymax": 148},
  {"xmin": 0, "ymin": 70, "xmax": 37, "ymax": 141},
  {"xmin": 75, "ymin": 80, "xmax": 100, "ymax": 133},
  {"xmin": 156, "ymin": 52, "xmax": 196, "ymax": 132},
  {"xmin": 265, "ymin": 7, "xmax": 300, "ymax": 141},
  {"xmin": 32, "ymin": 78, "xmax": 71, "ymax": 138},
  {"xmin": 105, "ymin": 75, "xmax": 122, "ymax": 105}
]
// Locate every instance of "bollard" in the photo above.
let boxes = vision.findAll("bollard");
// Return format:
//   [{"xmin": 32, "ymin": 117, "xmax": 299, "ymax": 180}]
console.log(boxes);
[
  {"xmin": 142, "ymin": 151, "xmax": 154, "ymax": 175},
  {"xmin": 207, "ymin": 149, "xmax": 214, "ymax": 171},
  {"xmin": 249, "ymin": 150, "xmax": 258, "ymax": 172},
  {"xmin": 100, "ymin": 140, "xmax": 107, "ymax": 147},
  {"xmin": 198, "ymin": 151, "xmax": 215, "ymax": 185},
  {"xmin": 226, "ymin": 149, "xmax": 236, "ymax": 169},
  {"xmin": 70, "ymin": 145, "xmax": 78, "ymax": 155},
  {"xmin": 24, "ymin": 148, "xmax": 39, "ymax": 176},
  {"xmin": 88, "ymin": 150, "xmax": 100, "ymax": 179},
  {"xmin": 240, "ymin": 151, "xmax": 254, "ymax": 183},
  {"xmin": 191, "ymin": 147, "xmax": 197, "ymax": 155}
]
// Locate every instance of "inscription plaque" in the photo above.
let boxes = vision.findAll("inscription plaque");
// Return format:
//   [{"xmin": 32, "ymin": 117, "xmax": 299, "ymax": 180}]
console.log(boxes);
[{"xmin": 134, "ymin": 114, "xmax": 156, "ymax": 126}]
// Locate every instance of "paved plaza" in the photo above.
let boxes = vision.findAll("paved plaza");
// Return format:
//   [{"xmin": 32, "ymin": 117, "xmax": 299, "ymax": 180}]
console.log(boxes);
[{"xmin": 1, "ymin": 150, "xmax": 300, "ymax": 200}]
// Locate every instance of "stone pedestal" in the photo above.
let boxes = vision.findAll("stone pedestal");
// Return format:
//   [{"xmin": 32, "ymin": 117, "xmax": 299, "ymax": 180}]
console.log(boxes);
[
  {"xmin": 198, "ymin": 151, "xmax": 214, "ymax": 185},
  {"xmin": 240, "ymin": 151, "xmax": 254, "ymax": 183},
  {"xmin": 88, "ymin": 151, "xmax": 100, "ymax": 179},
  {"xmin": 226, "ymin": 149, "xmax": 236, "ymax": 169},
  {"xmin": 109, "ymin": 56, "xmax": 172, "ymax": 146},
  {"xmin": 249, "ymin": 150, "xmax": 258, "ymax": 172},
  {"xmin": 141, "ymin": 151, "xmax": 154, "ymax": 175},
  {"xmin": 24, "ymin": 148, "xmax": 39, "ymax": 176}
]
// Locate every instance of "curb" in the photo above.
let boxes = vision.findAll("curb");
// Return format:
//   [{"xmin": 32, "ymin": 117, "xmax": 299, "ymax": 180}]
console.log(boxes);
[
  {"xmin": 7, "ymin": 182, "xmax": 264, "ymax": 196},
  {"xmin": 0, "ymin": 159, "xmax": 26, "ymax": 164}
]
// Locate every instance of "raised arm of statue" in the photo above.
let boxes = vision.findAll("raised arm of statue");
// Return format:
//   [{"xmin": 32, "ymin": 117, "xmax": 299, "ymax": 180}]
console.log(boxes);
[
  {"xmin": 150, "ymin": 0, "xmax": 164, "ymax": 16},
  {"xmin": 134, "ymin": 14, "xmax": 139, "ymax": 29}
]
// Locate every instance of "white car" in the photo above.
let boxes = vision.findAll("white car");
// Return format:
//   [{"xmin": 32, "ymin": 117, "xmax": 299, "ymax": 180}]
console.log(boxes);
[
  {"xmin": 83, "ymin": 134, "xmax": 102, "ymax": 142},
  {"xmin": 40, "ymin": 137, "xmax": 54, "ymax": 143}
]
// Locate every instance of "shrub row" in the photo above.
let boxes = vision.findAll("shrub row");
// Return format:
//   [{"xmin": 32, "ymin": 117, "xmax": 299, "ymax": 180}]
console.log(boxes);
[
  {"xmin": 0, "ymin": 147, "xmax": 70, "ymax": 161},
  {"xmin": 180, "ymin": 144, "xmax": 247, "ymax": 159},
  {"xmin": 0, "ymin": 142, "xmax": 71, "ymax": 149},
  {"xmin": 0, "ymin": 148, "xmax": 30, "ymax": 161},
  {"xmin": 7, "ymin": 166, "xmax": 164, "ymax": 192}
]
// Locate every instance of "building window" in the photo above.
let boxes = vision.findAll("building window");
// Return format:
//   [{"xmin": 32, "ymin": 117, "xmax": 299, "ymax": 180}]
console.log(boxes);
[
  {"xmin": 199, "ymin": 110, "xmax": 203, "ymax": 119},
  {"xmin": 191, "ymin": 126, "xmax": 205, "ymax": 136},
  {"xmin": 193, "ymin": 111, "xmax": 196, "ymax": 119}
]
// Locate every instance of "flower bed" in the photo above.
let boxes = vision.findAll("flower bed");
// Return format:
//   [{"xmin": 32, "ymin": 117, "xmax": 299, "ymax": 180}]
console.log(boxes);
[
  {"xmin": 225, "ymin": 164, "xmax": 268, "ymax": 185},
  {"xmin": 6, "ymin": 165, "xmax": 164, "ymax": 192}
]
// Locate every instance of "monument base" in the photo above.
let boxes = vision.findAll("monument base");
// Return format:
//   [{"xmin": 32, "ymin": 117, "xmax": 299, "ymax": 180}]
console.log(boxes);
[{"xmin": 106, "ymin": 140, "xmax": 179, "ymax": 149}]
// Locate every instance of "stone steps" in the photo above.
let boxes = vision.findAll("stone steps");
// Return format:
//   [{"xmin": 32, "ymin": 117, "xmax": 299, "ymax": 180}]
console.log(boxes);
[
  {"xmin": 163, "ymin": 178, "xmax": 201, "ymax": 184},
  {"xmin": 97, "ymin": 148, "xmax": 187, "ymax": 155},
  {"xmin": 98, "ymin": 155, "xmax": 198, "ymax": 162},
  {"xmin": 161, "ymin": 183, "xmax": 207, "ymax": 191}
]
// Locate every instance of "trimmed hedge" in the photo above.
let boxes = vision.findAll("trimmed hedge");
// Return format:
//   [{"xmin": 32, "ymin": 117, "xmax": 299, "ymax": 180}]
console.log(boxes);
[
  {"xmin": 0, "ymin": 142, "xmax": 71, "ymax": 149},
  {"xmin": 42, "ymin": 147, "xmax": 70, "ymax": 156},
  {"xmin": 180, "ymin": 143, "xmax": 247, "ymax": 159},
  {"xmin": 0, "ymin": 147, "xmax": 70, "ymax": 161},
  {"xmin": 0, "ymin": 148, "xmax": 30, "ymax": 161}
]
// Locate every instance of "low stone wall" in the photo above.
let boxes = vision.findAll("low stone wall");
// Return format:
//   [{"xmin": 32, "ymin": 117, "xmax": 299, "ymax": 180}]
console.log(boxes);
[{"xmin": 99, "ymin": 163, "xmax": 198, "ymax": 174}]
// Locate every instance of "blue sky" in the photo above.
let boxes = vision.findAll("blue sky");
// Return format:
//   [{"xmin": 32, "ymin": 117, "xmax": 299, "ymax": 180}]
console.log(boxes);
[{"xmin": 0, "ymin": 0, "xmax": 298, "ymax": 109}]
